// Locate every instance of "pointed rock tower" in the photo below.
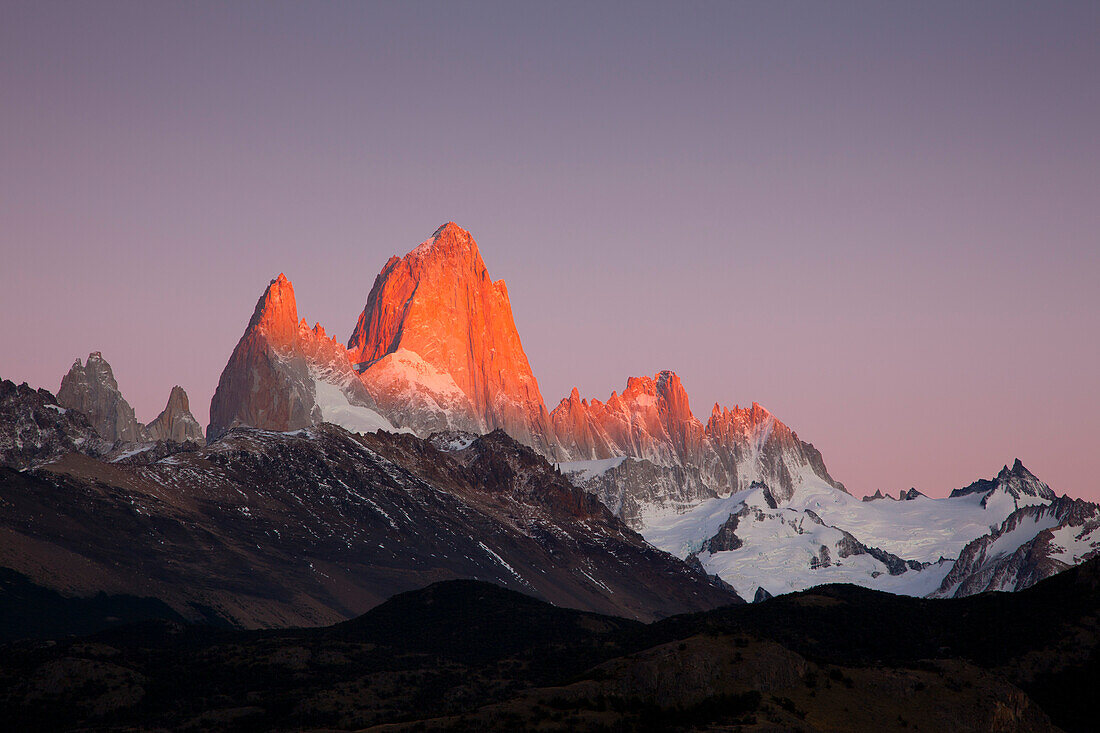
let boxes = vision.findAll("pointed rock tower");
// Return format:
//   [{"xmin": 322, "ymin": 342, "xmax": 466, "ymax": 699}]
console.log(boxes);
[
  {"xmin": 348, "ymin": 223, "xmax": 558, "ymax": 455},
  {"xmin": 208, "ymin": 274, "xmax": 379, "ymax": 440},
  {"xmin": 145, "ymin": 386, "xmax": 205, "ymax": 444},
  {"xmin": 208, "ymin": 275, "xmax": 316, "ymax": 439}
]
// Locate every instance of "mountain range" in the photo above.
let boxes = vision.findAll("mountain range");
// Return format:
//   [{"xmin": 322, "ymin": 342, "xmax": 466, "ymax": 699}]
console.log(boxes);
[
  {"xmin": 200, "ymin": 222, "xmax": 1100, "ymax": 600},
  {"xmin": 1, "ymin": 222, "xmax": 1097, "ymax": 631}
]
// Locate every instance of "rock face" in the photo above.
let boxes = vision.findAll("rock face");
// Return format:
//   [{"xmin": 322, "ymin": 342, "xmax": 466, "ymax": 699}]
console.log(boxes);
[
  {"xmin": 144, "ymin": 386, "xmax": 204, "ymax": 444},
  {"xmin": 349, "ymin": 223, "xmax": 557, "ymax": 455},
  {"xmin": 57, "ymin": 352, "xmax": 145, "ymax": 443},
  {"xmin": 0, "ymin": 379, "xmax": 111, "ymax": 469},
  {"xmin": 552, "ymin": 371, "xmax": 846, "ymax": 526},
  {"xmin": 207, "ymin": 274, "xmax": 384, "ymax": 440}
]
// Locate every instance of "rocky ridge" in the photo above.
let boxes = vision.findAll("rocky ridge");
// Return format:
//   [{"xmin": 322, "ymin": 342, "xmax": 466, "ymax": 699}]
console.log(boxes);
[
  {"xmin": 934, "ymin": 495, "xmax": 1100, "ymax": 597},
  {"xmin": 0, "ymin": 380, "xmax": 739, "ymax": 625},
  {"xmin": 0, "ymin": 379, "xmax": 111, "ymax": 469},
  {"xmin": 553, "ymin": 372, "xmax": 846, "ymax": 527}
]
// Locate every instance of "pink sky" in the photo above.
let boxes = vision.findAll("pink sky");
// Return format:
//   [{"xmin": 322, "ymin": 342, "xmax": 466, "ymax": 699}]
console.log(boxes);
[{"xmin": 2, "ymin": 2, "xmax": 1098, "ymax": 499}]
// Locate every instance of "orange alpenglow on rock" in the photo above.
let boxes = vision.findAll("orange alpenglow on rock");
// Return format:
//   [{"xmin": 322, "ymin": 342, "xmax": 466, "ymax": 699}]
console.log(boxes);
[
  {"xmin": 550, "ymin": 371, "xmax": 847, "ymax": 503},
  {"xmin": 550, "ymin": 371, "xmax": 708, "ymax": 467},
  {"xmin": 348, "ymin": 222, "xmax": 558, "ymax": 456},
  {"xmin": 208, "ymin": 271, "xmax": 382, "ymax": 440},
  {"xmin": 203, "ymin": 222, "xmax": 842, "ymax": 506},
  {"xmin": 208, "ymin": 274, "xmax": 319, "ymax": 439}
]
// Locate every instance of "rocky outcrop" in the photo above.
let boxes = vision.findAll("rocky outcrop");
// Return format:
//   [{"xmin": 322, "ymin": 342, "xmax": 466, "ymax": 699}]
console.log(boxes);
[
  {"xmin": 551, "ymin": 373, "xmax": 708, "ymax": 467},
  {"xmin": 577, "ymin": 457, "xmax": 717, "ymax": 527},
  {"xmin": 0, "ymin": 379, "xmax": 111, "ymax": 469},
  {"xmin": 57, "ymin": 352, "xmax": 144, "ymax": 443},
  {"xmin": 144, "ymin": 386, "xmax": 204, "ymax": 444},
  {"xmin": 207, "ymin": 274, "xmax": 382, "ymax": 440},
  {"xmin": 349, "ymin": 223, "xmax": 557, "ymax": 455}
]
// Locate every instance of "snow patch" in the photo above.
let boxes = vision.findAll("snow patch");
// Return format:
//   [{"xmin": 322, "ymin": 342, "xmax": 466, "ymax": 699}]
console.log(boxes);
[
  {"xmin": 1047, "ymin": 523, "xmax": 1100, "ymax": 565},
  {"xmin": 555, "ymin": 456, "xmax": 628, "ymax": 483},
  {"xmin": 313, "ymin": 380, "xmax": 412, "ymax": 435}
]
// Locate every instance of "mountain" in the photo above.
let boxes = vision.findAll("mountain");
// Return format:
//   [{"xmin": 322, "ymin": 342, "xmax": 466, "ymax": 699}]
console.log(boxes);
[
  {"xmin": 207, "ymin": 273, "xmax": 393, "ymax": 440},
  {"xmin": 143, "ymin": 385, "xmax": 204, "ymax": 444},
  {"xmin": 7, "ymin": 558, "xmax": 1100, "ymax": 731},
  {"xmin": 0, "ymin": 383, "xmax": 738, "ymax": 627},
  {"xmin": 349, "ymin": 222, "xmax": 558, "ymax": 455},
  {"xmin": 57, "ymin": 352, "xmax": 145, "ymax": 443},
  {"xmin": 641, "ymin": 457, "xmax": 1097, "ymax": 601},
  {"xmin": 15, "ymin": 223, "xmax": 1091, "ymax": 609},
  {"xmin": 206, "ymin": 224, "xmax": 842, "ymax": 503},
  {"xmin": 206, "ymin": 224, "xmax": 560, "ymax": 449},
  {"xmin": 949, "ymin": 457, "xmax": 1057, "ymax": 504},
  {"xmin": 934, "ymin": 494, "xmax": 1100, "ymax": 597}
]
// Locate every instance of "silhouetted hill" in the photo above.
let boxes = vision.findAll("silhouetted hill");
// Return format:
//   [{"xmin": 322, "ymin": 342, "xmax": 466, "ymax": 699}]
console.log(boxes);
[
  {"xmin": 0, "ymin": 568, "xmax": 188, "ymax": 642},
  {"xmin": 2, "ymin": 558, "xmax": 1098, "ymax": 730}
]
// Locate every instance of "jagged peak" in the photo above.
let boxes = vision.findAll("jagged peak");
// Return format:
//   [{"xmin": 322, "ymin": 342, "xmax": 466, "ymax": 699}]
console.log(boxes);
[
  {"xmin": 621, "ymin": 371, "xmax": 686, "ymax": 397},
  {"xmin": 408, "ymin": 221, "xmax": 481, "ymax": 264},
  {"xmin": 63, "ymin": 351, "xmax": 121, "ymax": 392},
  {"xmin": 166, "ymin": 385, "xmax": 189, "ymax": 410},
  {"xmin": 433, "ymin": 221, "xmax": 464, "ymax": 237},
  {"xmin": 950, "ymin": 458, "xmax": 1055, "ymax": 501},
  {"xmin": 997, "ymin": 458, "xmax": 1040, "ymax": 484},
  {"xmin": 247, "ymin": 273, "xmax": 299, "ymax": 348}
]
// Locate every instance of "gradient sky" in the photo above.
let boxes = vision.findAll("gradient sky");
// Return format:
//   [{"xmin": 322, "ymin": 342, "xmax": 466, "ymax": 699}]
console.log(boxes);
[{"xmin": 2, "ymin": 1, "xmax": 1098, "ymax": 499}]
